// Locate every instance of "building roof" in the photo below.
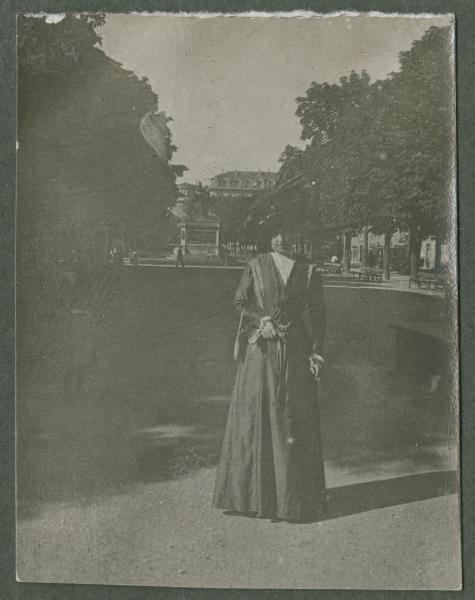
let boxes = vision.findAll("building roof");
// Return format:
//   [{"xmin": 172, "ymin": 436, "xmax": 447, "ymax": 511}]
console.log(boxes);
[
  {"xmin": 177, "ymin": 182, "xmax": 200, "ymax": 190},
  {"xmin": 178, "ymin": 215, "xmax": 220, "ymax": 226},
  {"xmin": 212, "ymin": 170, "xmax": 277, "ymax": 180}
]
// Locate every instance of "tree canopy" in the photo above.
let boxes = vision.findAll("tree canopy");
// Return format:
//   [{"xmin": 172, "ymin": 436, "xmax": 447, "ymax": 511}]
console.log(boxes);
[
  {"xmin": 17, "ymin": 14, "xmax": 182, "ymax": 267},
  {"xmin": 272, "ymin": 25, "xmax": 454, "ymax": 250}
]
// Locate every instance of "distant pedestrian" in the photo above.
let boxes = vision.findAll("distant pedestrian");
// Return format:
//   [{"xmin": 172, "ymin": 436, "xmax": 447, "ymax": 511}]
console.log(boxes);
[
  {"xmin": 112, "ymin": 246, "xmax": 123, "ymax": 267},
  {"xmin": 176, "ymin": 246, "xmax": 185, "ymax": 268}
]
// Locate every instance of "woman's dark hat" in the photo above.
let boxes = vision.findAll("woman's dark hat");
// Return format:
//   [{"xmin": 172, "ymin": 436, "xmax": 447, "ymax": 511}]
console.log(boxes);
[{"xmin": 258, "ymin": 209, "xmax": 297, "ymax": 238}]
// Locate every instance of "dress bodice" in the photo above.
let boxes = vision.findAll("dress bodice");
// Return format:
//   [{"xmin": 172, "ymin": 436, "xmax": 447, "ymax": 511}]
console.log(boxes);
[{"xmin": 233, "ymin": 253, "xmax": 326, "ymax": 354}]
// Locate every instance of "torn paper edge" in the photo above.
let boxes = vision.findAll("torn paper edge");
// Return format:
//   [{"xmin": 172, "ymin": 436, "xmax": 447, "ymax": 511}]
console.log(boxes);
[{"xmin": 20, "ymin": 11, "xmax": 455, "ymax": 22}]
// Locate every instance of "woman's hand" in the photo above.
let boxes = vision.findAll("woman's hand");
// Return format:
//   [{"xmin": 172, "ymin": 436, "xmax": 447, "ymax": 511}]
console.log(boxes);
[
  {"xmin": 309, "ymin": 353, "xmax": 325, "ymax": 381},
  {"xmin": 260, "ymin": 318, "xmax": 277, "ymax": 340}
]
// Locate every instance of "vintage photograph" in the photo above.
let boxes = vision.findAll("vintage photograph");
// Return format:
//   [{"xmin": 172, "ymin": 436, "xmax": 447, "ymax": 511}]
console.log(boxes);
[{"xmin": 16, "ymin": 12, "xmax": 460, "ymax": 589}]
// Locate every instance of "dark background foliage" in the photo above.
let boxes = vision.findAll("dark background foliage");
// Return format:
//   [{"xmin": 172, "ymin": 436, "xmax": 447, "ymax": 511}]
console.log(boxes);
[{"xmin": 17, "ymin": 14, "xmax": 181, "ymax": 267}]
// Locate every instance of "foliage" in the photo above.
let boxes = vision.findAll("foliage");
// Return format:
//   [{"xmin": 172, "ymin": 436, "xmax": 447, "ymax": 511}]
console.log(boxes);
[
  {"xmin": 296, "ymin": 69, "xmax": 372, "ymax": 146},
  {"xmin": 211, "ymin": 194, "xmax": 257, "ymax": 245},
  {"xmin": 375, "ymin": 26, "xmax": 453, "ymax": 238},
  {"xmin": 17, "ymin": 14, "xmax": 105, "ymax": 77},
  {"xmin": 17, "ymin": 14, "xmax": 181, "ymax": 268},
  {"xmin": 274, "ymin": 26, "xmax": 454, "ymax": 246}
]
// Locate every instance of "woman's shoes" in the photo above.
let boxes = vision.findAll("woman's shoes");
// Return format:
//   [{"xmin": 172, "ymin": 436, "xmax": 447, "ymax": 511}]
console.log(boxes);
[{"xmin": 222, "ymin": 502, "xmax": 328, "ymax": 523}]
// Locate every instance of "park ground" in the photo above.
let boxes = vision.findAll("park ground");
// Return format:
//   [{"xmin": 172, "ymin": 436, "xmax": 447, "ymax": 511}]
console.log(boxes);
[{"xmin": 16, "ymin": 267, "xmax": 461, "ymax": 589}]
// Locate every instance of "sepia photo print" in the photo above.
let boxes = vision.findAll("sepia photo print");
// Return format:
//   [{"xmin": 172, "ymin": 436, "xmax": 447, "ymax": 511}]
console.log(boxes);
[{"xmin": 16, "ymin": 12, "xmax": 460, "ymax": 590}]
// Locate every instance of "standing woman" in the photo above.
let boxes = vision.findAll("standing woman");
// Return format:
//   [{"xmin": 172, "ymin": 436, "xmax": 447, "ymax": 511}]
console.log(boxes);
[{"xmin": 213, "ymin": 223, "xmax": 327, "ymax": 523}]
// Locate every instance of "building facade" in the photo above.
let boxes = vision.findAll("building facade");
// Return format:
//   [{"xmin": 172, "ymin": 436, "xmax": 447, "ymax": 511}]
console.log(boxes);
[
  {"xmin": 349, "ymin": 229, "xmax": 449, "ymax": 272},
  {"xmin": 209, "ymin": 171, "xmax": 278, "ymax": 198}
]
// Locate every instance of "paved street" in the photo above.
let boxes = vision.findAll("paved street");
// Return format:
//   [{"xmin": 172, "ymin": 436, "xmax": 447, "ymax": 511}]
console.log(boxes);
[{"xmin": 16, "ymin": 267, "xmax": 461, "ymax": 589}]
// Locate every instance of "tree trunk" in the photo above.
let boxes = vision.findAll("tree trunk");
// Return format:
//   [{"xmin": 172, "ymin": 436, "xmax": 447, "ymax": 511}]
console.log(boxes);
[
  {"xmin": 298, "ymin": 229, "xmax": 305, "ymax": 256},
  {"xmin": 361, "ymin": 226, "xmax": 370, "ymax": 268},
  {"xmin": 409, "ymin": 226, "xmax": 423, "ymax": 279},
  {"xmin": 342, "ymin": 229, "xmax": 352, "ymax": 273},
  {"xmin": 383, "ymin": 228, "xmax": 392, "ymax": 280},
  {"xmin": 434, "ymin": 236, "xmax": 442, "ymax": 273},
  {"xmin": 308, "ymin": 228, "xmax": 319, "ymax": 261}
]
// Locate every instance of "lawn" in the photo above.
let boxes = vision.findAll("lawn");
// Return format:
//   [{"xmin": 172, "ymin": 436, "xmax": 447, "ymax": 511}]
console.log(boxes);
[{"xmin": 16, "ymin": 266, "xmax": 456, "ymax": 519}]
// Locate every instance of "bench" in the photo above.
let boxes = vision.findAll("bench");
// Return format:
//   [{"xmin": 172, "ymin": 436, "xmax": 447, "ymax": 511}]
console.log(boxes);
[
  {"xmin": 358, "ymin": 267, "xmax": 383, "ymax": 282},
  {"xmin": 409, "ymin": 276, "xmax": 445, "ymax": 290},
  {"xmin": 322, "ymin": 262, "xmax": 342, "ymax": 275}
]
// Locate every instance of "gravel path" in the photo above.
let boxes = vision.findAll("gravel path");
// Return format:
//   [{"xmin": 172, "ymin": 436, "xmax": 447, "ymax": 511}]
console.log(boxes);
[
  {"xmin": 16, "ymin": 269, "xmax": 461, "ymax": 589},
  {"xmin": 17, "ymin": 466, "xmax": 460, "ymax": 589}
]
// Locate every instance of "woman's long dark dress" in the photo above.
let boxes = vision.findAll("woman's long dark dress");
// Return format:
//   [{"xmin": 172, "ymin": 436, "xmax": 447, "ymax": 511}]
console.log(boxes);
[{"xmin": 213, "ymin": 252, "xmax": 327, "ymax": 521}]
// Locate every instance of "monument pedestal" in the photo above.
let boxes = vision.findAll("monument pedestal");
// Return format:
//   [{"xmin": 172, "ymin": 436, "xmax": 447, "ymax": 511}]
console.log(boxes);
[{"xmin": 179, "ymin": 217, "xmax": 221, "ymax": 262}]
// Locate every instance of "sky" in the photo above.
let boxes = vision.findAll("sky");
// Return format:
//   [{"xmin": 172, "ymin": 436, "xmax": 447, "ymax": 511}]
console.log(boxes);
[{"xmin": 99, "ymin": 13, "xmax": 452, "ymax": 184}]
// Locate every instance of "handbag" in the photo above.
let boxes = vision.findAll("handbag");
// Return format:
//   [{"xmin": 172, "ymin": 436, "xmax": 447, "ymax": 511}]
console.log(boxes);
[{"xmin": 233, "ymin": 310, "xmax": 246, "ymax": 361}]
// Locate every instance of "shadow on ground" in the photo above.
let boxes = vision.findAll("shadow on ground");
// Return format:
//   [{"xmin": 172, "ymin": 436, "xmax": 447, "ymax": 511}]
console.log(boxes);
[
  {"xmin": 324, "ymin": 470, "xmax": 457, "ymax": 521},
  {"xmin": 16, "ymin": 267, "xmax": 456, "ymax": 522}
]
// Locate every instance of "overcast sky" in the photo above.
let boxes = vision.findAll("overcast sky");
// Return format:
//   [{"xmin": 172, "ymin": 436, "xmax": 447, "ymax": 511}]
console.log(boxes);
[{"xmin": 100, "ymin": 13, "xmax": 452, "ymax": 184}]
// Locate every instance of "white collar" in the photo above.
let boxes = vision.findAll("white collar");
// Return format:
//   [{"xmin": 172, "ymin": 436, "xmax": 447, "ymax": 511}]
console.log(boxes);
[
  {"xmin": 270, "ymin": 252, "xmax": 295, "ymax": 284},
  {"xmin": 270, "ymin": 251, "xmax": 295, "ymax": 263}
]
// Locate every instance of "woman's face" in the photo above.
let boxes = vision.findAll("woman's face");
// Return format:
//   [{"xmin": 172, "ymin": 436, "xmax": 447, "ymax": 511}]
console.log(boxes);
[{"xmin": 270, "ymin": 230, "xmax": 293, "ymax": 255}]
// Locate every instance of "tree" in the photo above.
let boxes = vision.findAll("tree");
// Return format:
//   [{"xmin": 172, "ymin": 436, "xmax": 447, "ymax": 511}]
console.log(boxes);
[
  {"xmin": 272, "ymin": 26, "xmax": 453, "ymax": 278},
  {"xmin": 17, "ymin": 14, "xmax": 182, "ymax": 272},
  {"xmin": 280, "ymin": 70, "xmax": 375, "ymax": 266},
  {"xmin": 296, "ymin": 70, "xmax": 372, "ymax": 147},
  {"xmin": 347, "ymin": 26, "xmax": 454, "ymax": 277},
  {"xmin": 381, "ymin": 26, "xmax": 453, "ymax": 276},
  {"xmin": 211, "ymin": 194, "xmax": 256, "ymax": 248}
]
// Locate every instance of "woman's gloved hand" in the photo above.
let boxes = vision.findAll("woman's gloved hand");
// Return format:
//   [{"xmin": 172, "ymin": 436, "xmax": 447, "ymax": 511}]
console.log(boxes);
[
  {"xmin": 309, "ymin": 353, "xmax": 325, "ymax": 381},
  {"xmin": 260, "ymin": 317, "xmax": 278, "ymax": 340}
]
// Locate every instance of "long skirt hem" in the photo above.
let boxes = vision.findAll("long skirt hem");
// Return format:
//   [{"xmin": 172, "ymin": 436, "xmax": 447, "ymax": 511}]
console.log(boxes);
[
  {"xmin": 213, "ymin": 338, "xmax": 326, "ymax": 523},
  {"xmin": 212, "ymin": 498, "xmax": 327, "ymax": 523}
]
